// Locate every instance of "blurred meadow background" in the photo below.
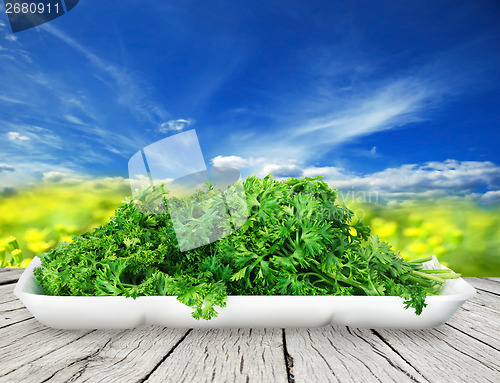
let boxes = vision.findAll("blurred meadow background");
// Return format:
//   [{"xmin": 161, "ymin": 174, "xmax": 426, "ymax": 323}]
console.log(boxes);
[
  {"xmin": 0, "ymin": 179, "xmax": 129, "ymax": 269},
  {"xmin": 2, "ymin": 179, "xmax": 499, "ymax": 276}
]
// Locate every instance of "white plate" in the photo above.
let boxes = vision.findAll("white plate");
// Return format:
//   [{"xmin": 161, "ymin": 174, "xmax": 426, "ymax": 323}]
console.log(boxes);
[{"xmin": 14, "ymin": 257, "xmax": 476, "ymax": 329}]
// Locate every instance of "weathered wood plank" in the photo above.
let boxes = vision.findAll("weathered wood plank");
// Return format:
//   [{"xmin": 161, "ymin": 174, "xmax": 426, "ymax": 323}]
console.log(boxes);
[
  {"xmin": 0, "ymin": 268, "xmax": 24, "ymax": 285},
  {"xmin": 0, "ymin": 322, "xmax": 93, "ymax": 380},
  {"xmin": 374, "ymin": 325, "xmax": 500, "ymax": 383},
  {"xmin": 465, "ymin": 277, "xmax": 500, "ymax": 295},
  {"xmin": 0, "ymin": 318, "xmax": 50, "ymax": 349},
  {"xmin": 0, "ymin": 296, "xmax": 25, "ymax": 314},
  {"xmin": 144, "ymin": 328, "xmax": 288, "ymax": 383},
  {"xmin": 0, "ymin": 284, "xmax": 17, "ymax": 305},
  {"xmin": 445, "ymin": 294, "xmax": 500, "ymax": 350},
  {"xmin": 0, "ymin": 305, "xmax": 34, "ymax": 329},
  {"xmin": 465, "ymin": 291, "xmax": 500, "ymax": 315},
  {"xmin": 1, "ymin": 326, "xmax": 190, "ymax": 383},
  {"xmin": 0, "ymin": 282, "xmax": 33, "ymax": 328},
  {"xmin": 484, "ymin": 277, "xmax": 500, "ymax": 283},
  {"xmin": 285, "ymin": 326, "xmax": 427, "ymax": 383}
]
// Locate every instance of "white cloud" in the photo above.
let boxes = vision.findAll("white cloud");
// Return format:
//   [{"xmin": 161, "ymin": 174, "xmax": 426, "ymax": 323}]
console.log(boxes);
[
  {"xmin": 480, "ymin": 190, "xmax": 500, "ymax": 205},
  {"xmin": 293, "ymin": 79, "xmax": 428, "ymax": 144},
  {"xmin": 221, "ymin": 159, "xmax": 500, "ymax": 203},
  {"xmin": 0, "ymin": 160, "xmax": 83, "ymax": 189},
  {"xmin": 0, "ymin": 94, "xmax": 26, "ymax": 104},
  {"xmin": 222, "ymin": 75, "xmax": 439, "ymax": 167},
  {"xmin": 223, "ymin": 157, "xmax": 500, "ymax": 201},
  {"xmin": 211, "ymin": 155, "xmax": 306, "ymax": 179},
  {"xmin": 5, "ymin": 35, "xmax": 16, "ymax": 42},
  {"xmin": 307, "ymin": 160, "xmax": 500, "ymax": 197},
  {"xmin": 104, "ymin": 145, "xmax": 124, "ymax": 156},
  {"xmin": 42, "ymin": 171, "xmax": 73, "ymax": 183},
  {"xmin": 260, "ymin": 163, "xmax": 303, "ymax": 178},
  {"xmin": 212, "ymin": 155, "xmax": 261, "ymax": 168},
  {"xmin": 64, "ymin": 114, "xmax": 86, "ymax": 125},
  {"xmin": 4, "ymin": 124, "xmax": 64, "ymax": 150},
  {"xmin": 159, "ymin": 119, "xmax": 193, "ymax": 133},
  {"xmin": 7, "ymin": 131, "xmax": 30, "ymax": 141},
  {"xmin": 0, "ymin": 163, "xmax": 15, "ymax": 172},
  {"xmin": 303, "ymin": 165, "xmax": 350, "ymax": 180},
  {"xmin": 212, "ymin": 155, "xmax": 305, "ymax": 179},
  {"xmin": 0, "ymin": 161, "xmax": 128, "ymax": 194},
  {"xmin": 42, "ymin": 171, "xmax": 90, "ymax": 183}
]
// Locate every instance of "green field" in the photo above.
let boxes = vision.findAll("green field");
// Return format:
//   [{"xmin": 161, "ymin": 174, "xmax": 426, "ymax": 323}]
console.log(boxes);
[
  {"xmin": 343, "ymin": 197, "xmax": 500, "ymax": 276},
  {"xmin": 1, "ymin": 179, "xmax": 499, "ymax": 276}
]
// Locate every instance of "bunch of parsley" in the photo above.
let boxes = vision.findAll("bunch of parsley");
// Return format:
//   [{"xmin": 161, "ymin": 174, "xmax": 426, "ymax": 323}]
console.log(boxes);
[{"xmin": 34, "ymin": 175, "xmax": 460, "ymax": 320}]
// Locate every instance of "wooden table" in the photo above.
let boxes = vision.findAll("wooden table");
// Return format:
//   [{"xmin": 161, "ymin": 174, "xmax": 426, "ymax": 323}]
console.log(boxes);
[{"xmin": 1, "ymin": 268, "xmax": 499, "ymax": 383}]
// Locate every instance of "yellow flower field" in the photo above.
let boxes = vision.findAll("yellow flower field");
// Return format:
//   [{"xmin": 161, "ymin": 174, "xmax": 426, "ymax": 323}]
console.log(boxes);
[
  {"xmin": 344, "ymin": 198, "xmax": 500, "ymax": 276},
  {"xmin": 0, "ymin": 179, "xmax": 129, "ymax": 268}
]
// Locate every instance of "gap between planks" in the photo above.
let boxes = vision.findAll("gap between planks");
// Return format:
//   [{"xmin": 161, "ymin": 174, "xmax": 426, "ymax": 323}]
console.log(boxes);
[
  {"xmin": 0, "ymin": 268, "xmax": 24, "ymax": 282},
  {"xmin": 137, "ymin": 329, "xmax": 193, "ymax": 383}
]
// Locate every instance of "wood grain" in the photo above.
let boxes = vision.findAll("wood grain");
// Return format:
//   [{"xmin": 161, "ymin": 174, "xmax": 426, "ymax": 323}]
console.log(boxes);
[
  {"xmin": 0, "ymin": 321, "xmax": 93, "ymax": 380},
  {"xmin": 0, "ymin": 268, "xmax": 24, "ymax": 286},
  {"xmin": 373, "ymin": 325, "xmax": 500, "ymax": 383},
  {"xmin": 0, "ymin": 284, "xmax": 17, "ymax": 304},
  {"xmin": 465, "ymin": 277, "xmax": 500, "ymax": 295},
  {"xmin": 1, "ymin": 326, "xmax": 190, "ymax": 383},
  {"xmin": 445, "ymin": 296, "xmax": 500, "ymax": 350},
  {"xmin": 144, "ymin": 328, "xmax": 289, "ymax": 383},
  {"xmin": 285, "ymin": 326, "xmax": 427, "ymax": 383}
]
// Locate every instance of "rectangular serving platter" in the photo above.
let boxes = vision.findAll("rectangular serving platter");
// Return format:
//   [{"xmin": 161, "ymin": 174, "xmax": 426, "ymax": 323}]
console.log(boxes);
[{"xmin": 14, "ymin": 256, "xmax": 476, "ymax": 329}]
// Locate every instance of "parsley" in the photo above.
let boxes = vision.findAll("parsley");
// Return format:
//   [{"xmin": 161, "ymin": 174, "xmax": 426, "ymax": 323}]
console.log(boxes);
[{"xmin": 34, "ymin": 175, "xmax": 461, "ymax": 320}]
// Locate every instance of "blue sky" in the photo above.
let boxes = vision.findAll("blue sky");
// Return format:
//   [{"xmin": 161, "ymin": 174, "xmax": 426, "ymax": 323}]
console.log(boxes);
[{"xmin": 1, "ymin": 0, "xmax": 500, "ymax": 203}]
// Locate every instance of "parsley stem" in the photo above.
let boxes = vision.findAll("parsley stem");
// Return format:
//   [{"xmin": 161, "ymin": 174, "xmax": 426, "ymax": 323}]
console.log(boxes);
[
  {"xmin": 427, "ymin": 272, "xmax": 461, "ymax": 279},
  {"xmin": 407, "ymin": 255, "xmax": 433, "ymax": 263},
  {"xmin": 439, "ymin": 273, "xmax": 462, "ymax": 279},
  {"xmin": 411, "ymin": 270, "xmax": 446, "ymax": 283},
  {"xmin": 406, "ymin": 275, "xmax": 433, "ymax": 287}
]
